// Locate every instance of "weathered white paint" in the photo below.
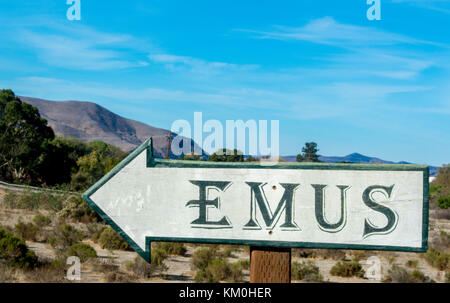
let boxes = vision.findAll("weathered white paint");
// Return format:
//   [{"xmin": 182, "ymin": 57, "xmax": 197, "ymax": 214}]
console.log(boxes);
[{"xmin": 89, "ymin": 150, "xmax": 426, "ymax": 252}]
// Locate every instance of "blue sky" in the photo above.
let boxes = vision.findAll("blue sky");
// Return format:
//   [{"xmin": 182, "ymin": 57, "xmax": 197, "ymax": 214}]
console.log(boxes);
[{"xmin": 0, "ymin": 0, "xmax": 449, "ymax": 166}]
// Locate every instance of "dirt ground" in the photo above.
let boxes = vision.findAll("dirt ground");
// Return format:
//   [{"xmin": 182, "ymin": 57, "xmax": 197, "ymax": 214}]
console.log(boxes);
[{"xmin": 0, "ymin": 188, "xmax": 448, "ymax": 283}]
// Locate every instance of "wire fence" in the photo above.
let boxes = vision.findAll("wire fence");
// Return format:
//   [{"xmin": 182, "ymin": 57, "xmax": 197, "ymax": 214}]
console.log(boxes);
[{"xmin": 0, "ymin": 180, "xmax": 80, "ymax": 196}]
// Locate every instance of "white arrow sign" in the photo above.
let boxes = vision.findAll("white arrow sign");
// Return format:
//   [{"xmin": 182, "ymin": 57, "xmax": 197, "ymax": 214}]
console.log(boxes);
[{"xmin": 83, "ymin": 138, "xmax": 429, "ymax": 262}]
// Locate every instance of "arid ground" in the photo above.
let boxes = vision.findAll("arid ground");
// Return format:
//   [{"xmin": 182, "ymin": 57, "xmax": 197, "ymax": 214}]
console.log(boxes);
[{"xmin": 0, "ymin": 186, "xmax": 448, "ymax": 283}]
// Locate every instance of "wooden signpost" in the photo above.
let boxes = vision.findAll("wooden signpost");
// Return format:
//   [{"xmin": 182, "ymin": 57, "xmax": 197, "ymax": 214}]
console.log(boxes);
[{"xmin": 82, "ymin": 138, "xmax": 429, "ymax": 283}]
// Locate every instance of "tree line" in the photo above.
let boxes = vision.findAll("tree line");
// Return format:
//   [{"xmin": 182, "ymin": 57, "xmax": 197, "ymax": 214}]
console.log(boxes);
[
  {"xmin": 1, "ymin": 88, "xmax": 322, "ymax": 191},
  {"xmin": 0, "ymin": 89, "xmax": 126, "ymax": 191}
]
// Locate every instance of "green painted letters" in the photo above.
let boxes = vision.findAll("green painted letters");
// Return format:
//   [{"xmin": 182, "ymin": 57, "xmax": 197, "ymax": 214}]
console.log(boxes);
[
  {"xmin": 312, "ymin": 184, "xmax": 349, "ymax": 233},
  {"xmin": 186, "ymin": 180, "xmax": 232, "ymax": 228},
  {"xmin": 362, "ymin": 185, "xmax": 398, "ymax": 238},
  {"xmin": 244, "ymin": 182, "xmax": 300, "ymax": 230}
]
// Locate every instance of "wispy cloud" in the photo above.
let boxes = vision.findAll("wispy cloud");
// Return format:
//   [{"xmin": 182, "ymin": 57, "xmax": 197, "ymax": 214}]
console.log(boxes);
[
  {"xmin": 148, "ymin": 53, "xmax": 258, "ymax": 75},
  {"xmin": 320, "ymin": 49, "xmax": 435, "ymax": 80},
  {"xmin": 8, "ymin": 20, "xmax": 151, "ymax": 70},
  {"xmin": 2, "ymin": 16, "xmax": 448, "ymax": 121},
  {"xmin": 390, "ymin": 0, "xmax": 450, "ymax": 14},
  {"xmin": 238, "ymin": 17, "xmax": 440, "ymax": 47},
  {"xmin": 237, "ymin": 17, "xmax": 445, "ymax": 82},
  {"xmin": 1, "ymin": 76, "xmax": 438, "ymax": 123}
]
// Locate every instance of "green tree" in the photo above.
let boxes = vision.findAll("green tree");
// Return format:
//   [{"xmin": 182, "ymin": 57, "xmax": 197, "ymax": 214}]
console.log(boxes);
[
  {"xmin": 36, "ymin": 137, "xmax": 79, "ymax": 186},
  {"xmin": 208, "ymin": 149, "xmax": 244, "ymax": 162},
  {"xmin": 0, "ymin": 89, "xmax": 54, "ymax": 184},
  {"xmin": 431, "ymin": 164, "xmax": 450, "ymax": 209},
  {"xmin": 180, "ymin": 153, "xmax": 201, "ymax": 161},
  {"xmin": 0, "ymin": 228, "xmax": 38, "ymax": 269},
  {"xmin": 245, "ymin": 155, "xmax": 260, "ymax": 162},
  {"xmin": 296, "ymin": 142, "xmax": 320, "ymax": 162},
  {"xmin": 70, "ymin": 141, "xmax": 127, "ymax": 191},
  {"xmin": 434, "ymin": 165, "xmax": 449, "ymax": 196}
]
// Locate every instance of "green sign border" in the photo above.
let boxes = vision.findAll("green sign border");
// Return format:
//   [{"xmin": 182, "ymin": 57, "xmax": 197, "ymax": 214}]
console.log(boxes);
[{"xmin": 82, "ymin": 138, "xmax": 429, "ymax": 262}]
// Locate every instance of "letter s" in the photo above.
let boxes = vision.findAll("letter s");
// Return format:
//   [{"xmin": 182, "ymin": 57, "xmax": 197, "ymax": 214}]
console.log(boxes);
[{"xmin": 362, "ymin": 185, "xmax": 398, "ymax": 238}]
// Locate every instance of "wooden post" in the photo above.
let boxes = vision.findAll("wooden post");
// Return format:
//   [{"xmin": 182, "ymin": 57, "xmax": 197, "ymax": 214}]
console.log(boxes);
[{"xmin": 250, "ymin": 246, "xmax": 291, "ymax": 283}]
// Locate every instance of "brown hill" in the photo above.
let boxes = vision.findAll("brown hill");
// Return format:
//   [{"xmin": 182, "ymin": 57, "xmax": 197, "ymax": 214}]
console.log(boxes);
[{"xmin": 19, "ymin": 96, "xmax": 201, "ymax": 158}]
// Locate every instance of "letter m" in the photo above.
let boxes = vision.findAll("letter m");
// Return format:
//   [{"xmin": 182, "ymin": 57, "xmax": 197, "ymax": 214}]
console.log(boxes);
[{"xmin": 244, "ymin": 182, "xmax": 300, "ymax": 230}]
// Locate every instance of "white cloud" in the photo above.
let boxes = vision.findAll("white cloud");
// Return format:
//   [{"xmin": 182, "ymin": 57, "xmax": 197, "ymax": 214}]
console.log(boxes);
[
  {"xmin": 148, "ymin": 53, "xmax": 258, "ymax": 75},
  {"xmin": 2, "ymin": 76, "xmax": 439, "ymax": 124},
  {"xmin": 239, "ymin": 17, "xmax": 439, "ymax": 47},
  {"xmin": 10, "ymin": 21, "xmax": 152, "ymax": 71},
  {"xmin": 390, "ymin": 0, "xmax": 450, "ymax": 14},
  {"xmin": 237, "ymin": 17, "xmax": 444, "ymax": 82}
]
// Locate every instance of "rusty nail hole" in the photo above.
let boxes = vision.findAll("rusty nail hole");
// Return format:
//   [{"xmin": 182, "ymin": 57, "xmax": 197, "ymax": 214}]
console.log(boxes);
[
  {"xmin": 272, "ymin": 185, "xmax": 276, "ymax": 190},
  {"xmin": 268, "ymin": 230, "xmax": 273, "ymax": 235}
]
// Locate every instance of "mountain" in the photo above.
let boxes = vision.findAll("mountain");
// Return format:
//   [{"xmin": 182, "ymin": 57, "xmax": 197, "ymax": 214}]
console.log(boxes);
[
  {"xmin": 17, "ymin": 96, "xmax": 439, "ymax": 175},
  {"xmin": 281, "ymin": 153, "xmax": 438, "ymax": 176},
  {"xmin": 19, "ymin": 96, "xmax": 203, "ymax": 158},
  {"xmin": 319, "ymin": 153, "xmax": 399, "ymax": 164}
]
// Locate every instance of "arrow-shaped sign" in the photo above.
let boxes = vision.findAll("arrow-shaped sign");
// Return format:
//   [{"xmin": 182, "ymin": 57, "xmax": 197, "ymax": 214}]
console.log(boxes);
[{"xmin": 83, "ymin": 138, "xmax": 429, "ymax": 262}]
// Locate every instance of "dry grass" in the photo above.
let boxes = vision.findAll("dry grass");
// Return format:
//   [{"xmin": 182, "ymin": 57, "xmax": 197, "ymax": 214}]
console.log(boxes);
[{"xmin": 0, "ymin": 263, "xmax": 16, "ymax": 282}]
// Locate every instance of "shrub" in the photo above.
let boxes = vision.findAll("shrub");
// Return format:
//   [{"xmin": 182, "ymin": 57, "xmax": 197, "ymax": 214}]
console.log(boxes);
[
  {"xmin": 228, "ymin": 262, "xmax": 244, "ymax": 282},
  {"xmin": 221, "ymin": 246, "xmax": 238, "ymax": 258},
  {"xmin": 58, "ymin": 195, "xmax": 100, "ymax": 223},
  {"xmin": 0, "ymin": 228, "xmax": 38, "ymax": 269},
  {"xmin": 330, "ymin": 260, "xmax": 365, "ymax": 278},
  {"xmin": 424, "ymin": 248, "xmax": 449, "ymax": 271},
  {"xmin": 24, "ymin": 257, "xmax": 67, "ymax": 282},
  {"xmin": 92, "ymin": 257, "xmax": 117, "ymax": 274},
  {"xmin": 3, "ymin": 191, "xmax": 65, "ymax": 211},
  {"xmin": 98, "ymin": 227, "xmax": 130, "ymax": 250},
  {"xmin": 33, "ymin": 214, "xmax": 52, "ymax": 227},
  {"xmin": 238, "ymin": 259, "xmax": 250, "ymax": 270},
  {"xmin": 430, "ymin": 231, "xmax": 450, "ymax": 253},
  {"xmin": 154, "ymin": 242, "xmax": 186, "ymax": 256},
  {"xmin": 350, "ymin": 250, "xmax": 367, "ymax": 262},
  {"xmin": 126, "ymin": 255, "xmax": 167, "ymax": 279},
  {"xmin": 194, "ymin": 259, "xmax": 244, "ymax": 283},
  {"xmin": 410, "ymin": 270, "xmax": 434, "ymax": 283},
  {"xmin": 66, "ymin": 243, "xmax": 97, "ymax": 262},
  {"xmin": 0, "ymin": 224, "xmax": 13, "ymax": 234},
  {"xmin": 191, "ymin": 247, "xmax": 243, "ymax": 282},
  {"xmin": 202, "ymin": 258, "xmax": 229, "ymax": 282},
  {"xmin": 388, "ymin": 256, "xmax": 396, "ymax": 265},
  {"xmin": 48, "ymin": 224, "xmax": 84, "ymax": 251},
  {"xmin": 383, "ymin": 265, "xmax": 409, "ymax": 283},
  {"xmin": 440, "ymin": 230, "xmax": 450, "ymax": 242},
  {"xmin": 2, "ymin": 191, "xmax": 18, "ymax": 209},
  {"xmin": 0, "ymin": 263, "xmax": 15, "ymax": 282},
  {"xmin": 438, "ymin": 196, "xmax": 450, "ymax": 209},
  {"xmin": 293, "ymin": 248, "xmax": 346, "ymax": 260},
  {"xmin": 292, "ymin": 260, "xmax": 323, "ymax": 282},
  {"xmin": 406, "ymin": 259, "xmax": 419, "ymax": 268},
  {"xmin": 384, "ymin": 265, "xmax": 434, "ymax": 283},
  {"xmin": 14, "ymin": 221, "xmax": 39, "ymax": 241},
  {"xmin": 191, "ymin": 247, "xmax": 216, "ymax": 271},
  {"xmin": 105, "ymin": 271, "xmax": 135, "ymax": 282},
  {"xmin": 86, "ymin": 223, "xmax": 108, "ymax": 242},
  {"xmin": 430, "ymin": 184, "xmax": 442, "ymax": 196},
  {"xmin": 151, "ymin": 247, "xmax": 168, "ymax": 266}
]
